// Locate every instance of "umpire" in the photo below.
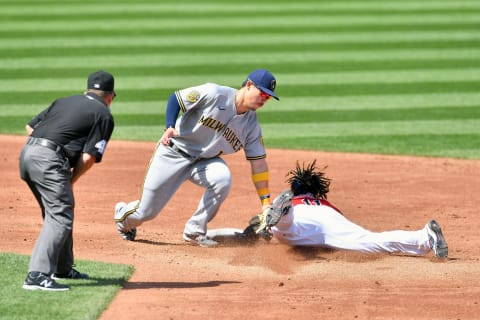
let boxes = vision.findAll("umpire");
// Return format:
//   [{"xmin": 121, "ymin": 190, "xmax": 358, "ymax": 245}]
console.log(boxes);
[{"xmin": 20, "ymin": 71, "xmax": 116, "ymax": 291}]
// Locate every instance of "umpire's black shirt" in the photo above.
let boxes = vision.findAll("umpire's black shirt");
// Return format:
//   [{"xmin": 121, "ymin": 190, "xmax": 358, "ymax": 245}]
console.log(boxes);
[{"xmin": 29, "ymin": 92, "xmax": 114, "ymax": 167}]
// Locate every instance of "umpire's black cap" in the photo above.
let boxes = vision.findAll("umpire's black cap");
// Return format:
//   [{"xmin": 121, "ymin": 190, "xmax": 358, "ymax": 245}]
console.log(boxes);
[{"xmin": 87, "ymin": 70, "xmax": 115, "ymax": 93}]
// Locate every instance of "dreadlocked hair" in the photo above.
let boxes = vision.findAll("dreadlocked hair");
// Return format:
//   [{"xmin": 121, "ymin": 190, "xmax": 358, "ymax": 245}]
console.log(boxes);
[{"xmin": 286, "ymin": 160, "xmax": 331, "ymax": 199}]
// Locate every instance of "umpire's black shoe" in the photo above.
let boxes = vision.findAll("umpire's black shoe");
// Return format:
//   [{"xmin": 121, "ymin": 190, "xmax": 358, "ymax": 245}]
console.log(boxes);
[
  {"xmin": 23, "ymin": 272, "xmax": 69, "ymax": 291},
  {"xmin": 51, "ymin": 268, "xmax": 89, "ymax": 280}
]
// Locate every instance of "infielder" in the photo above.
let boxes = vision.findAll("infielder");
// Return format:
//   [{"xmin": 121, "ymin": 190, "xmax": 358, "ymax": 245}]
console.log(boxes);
[
  {"xmin": 114, "ymin": 69, "xmax": 279, "ymax": 247},
  {"xmin": 20, "ymin": 71, "xmax": 116, "ymax": 291},
  {"xmin": 243, "ymin": 160, "xmax": 448, "ymax": 258}
]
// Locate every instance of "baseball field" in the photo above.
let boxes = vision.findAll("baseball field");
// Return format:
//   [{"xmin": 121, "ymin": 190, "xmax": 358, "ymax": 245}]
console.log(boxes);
[{"xmin": 1, "ymin": 0, "xmax": 479, "ymax": 319}]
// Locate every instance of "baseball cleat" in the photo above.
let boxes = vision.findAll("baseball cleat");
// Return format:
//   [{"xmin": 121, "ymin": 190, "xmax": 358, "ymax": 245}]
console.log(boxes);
[
  {"xmin": 426, "ymin": 220, "xmax": 448, "ymax": 258},
  {"xmin": 183, "ymin": 233, "xmax": 218, "ymax": 247},
  {"xmin": 114, "ymin": 201, "xmax": 137, "ymax": 241},
  {"xmin": 114, "ymin": 202, "xmax": 127, "ymax": 222},
  {"xmin": 23, "ymin": 272, "xmax": 69, "ymax": 291},
  {"xmin": 51, "ymin": 268, "xmax": 89, "ymax": 280},
  {"xmin": 118, "ymin": 227, "xmax": 137, "ymax": 241}
]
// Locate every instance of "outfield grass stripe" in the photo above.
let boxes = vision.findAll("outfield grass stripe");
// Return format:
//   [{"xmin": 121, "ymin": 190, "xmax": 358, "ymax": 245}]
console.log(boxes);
[
  {"xmin": 5, "ymin": 12, "xmax": 480, "ymax": 23},
  {"xmin": 1, "ymin": 81, "xmax": 478, "ymax": 104},
  {"xmin": 111, "ymin": 126, "xmax": 165, "ymax": 142},
  {"xmin": 1, "ymin": 58, "xmax": 480, "ymax": 80},
  {"xmin": 272, "ymin": 69, "xmax": 480, "ymax": 85},
  {"xmin": 0, "ymin": 48, "xmax": 479, "ymax": 70},
  {"xmin": 109, "ymin": 130, "xmax": 480, "ymax": 159},
  {"xmin": 4, "ymin": 40, "xmax": 480, "ymax": 60},
  {"xmin": 0, "ymin": 102, "xmax": 167, "ymax": 116},
  {"xmin": 2, "ymin": 1, "xmax": 480, "ymax": 16},
  {"xmin": 1, "ymin": 30, "xmax": 479, "ymax": 50},
  {"xmin": 282, "ymin": 81, "xmax": 480, "ymax": 97},
  {"xmin": 40, "ymin": 106, "xmax": 472, "ymax": 127},
  {"xmin": 267, "ymin": 93, "xmax": 480, "ymax": 111},
  {"xmin": 0, "ymin": 0, "xmax": 477, "ymax": 160},
  {"xmin": 269, "ymin": 106, "xmax": 480, "ymax": 123},
  {"xmin": 4, "ymin": 23, "xmax": 480, "ymax": 40},
  {"xmin": 5, "ymin": 92, "xmax": 480, "ymax": 117},
  {"xmin": 257, "ymin": 106, "xmax": 480, "ymax": 123},
  {"xmin": 3, "ymin": 12, "xmax": 480, "ymax": 32},
  {"xmin": 260, "ymin": 120, "xmax": 480, "ymax": 138},
  {"xmin": 2, "ymin": 69, "xmax": 480, "ymax": 92},
  {"xmin": 266, "ymin": 134, "xmax": 480, "ymax": 159},
  {"xmin": 109, "ymin": 107, "xmax": 480, "ymax": 125}
]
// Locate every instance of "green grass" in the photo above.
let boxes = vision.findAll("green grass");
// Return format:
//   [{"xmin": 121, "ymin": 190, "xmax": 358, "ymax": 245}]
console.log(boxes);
[
  {"xmin": 0, "ymin": 253, "xmax": 133, "ymax": 320},
  {"xmin": 1, "ymin": 0, "xmax": 479, "ymax": 159}
]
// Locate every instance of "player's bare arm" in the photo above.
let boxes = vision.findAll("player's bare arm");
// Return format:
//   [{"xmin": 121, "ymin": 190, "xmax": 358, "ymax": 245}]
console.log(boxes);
[
  {"xmin": 71, "ymin": 153, "xmax": 95, "ymax": 184},
  {"xmin": 160, "ymin": 127, "xmax": 179, "ymax": 146},
  {"xmin": 25, "ymin": 124, "xmax": 34, "ymax": 135},
  {"xmin": 250, "ymin": 158, "xmax": 271, "ymax": 208}
]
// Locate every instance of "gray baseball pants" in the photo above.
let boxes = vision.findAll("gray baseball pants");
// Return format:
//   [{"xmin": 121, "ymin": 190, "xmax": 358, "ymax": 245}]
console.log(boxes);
[{"xmin": 19, "ymin": 141, "xmax": 75, "ymax": 275}]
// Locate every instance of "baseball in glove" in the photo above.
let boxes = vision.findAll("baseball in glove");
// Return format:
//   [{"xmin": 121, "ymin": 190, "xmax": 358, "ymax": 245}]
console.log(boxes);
[{"xmin": 242, "ymin": 189, "xmax": 294, "ymax": 240}]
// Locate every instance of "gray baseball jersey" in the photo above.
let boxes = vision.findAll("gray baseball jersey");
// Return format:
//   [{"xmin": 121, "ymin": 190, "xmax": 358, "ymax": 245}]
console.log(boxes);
[
  {"xmin": 172, "ymin": 83, "xmax": 266, "ymax": 160},
  {"xmin": 115, "ymin": 82, "xmax": 268, "ymax": 237}
]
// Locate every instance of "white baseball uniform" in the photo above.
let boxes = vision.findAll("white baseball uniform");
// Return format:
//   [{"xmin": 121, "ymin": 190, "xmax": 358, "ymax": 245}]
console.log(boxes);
[{"xmin": 271, "ymin": 194, "xmax": 432, "ymax": 255}]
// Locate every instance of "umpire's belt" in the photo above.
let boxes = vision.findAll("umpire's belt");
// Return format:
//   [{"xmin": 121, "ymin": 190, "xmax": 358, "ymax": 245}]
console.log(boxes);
[
  {"xmin": 168, "ymin": 141, "xmax": 192, "ymax": 158},
  {"xmin": 27, "ymin": 137, "xmax": 65, "ymax": 157}
]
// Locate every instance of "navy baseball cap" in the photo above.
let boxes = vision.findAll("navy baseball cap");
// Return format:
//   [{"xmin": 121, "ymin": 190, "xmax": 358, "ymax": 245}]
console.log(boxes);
[
  {"xmin": 87, "ymin": 70, "xmax": 115, "ymax": 93},
  {"xmin": 246, "ymin": 69, "xmax": 279, "ymax": 100}
]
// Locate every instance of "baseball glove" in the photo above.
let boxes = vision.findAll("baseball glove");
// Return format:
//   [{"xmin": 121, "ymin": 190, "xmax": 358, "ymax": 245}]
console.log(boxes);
[{"xmin": 242, "ymin": 189, "xmax": 294, "ymax": 240}]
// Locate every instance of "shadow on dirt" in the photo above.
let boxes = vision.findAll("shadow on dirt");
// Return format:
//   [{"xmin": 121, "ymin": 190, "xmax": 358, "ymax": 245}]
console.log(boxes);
[{"xmin": 123, "ymin": 280, "xmax": 242, "ymax": 290}]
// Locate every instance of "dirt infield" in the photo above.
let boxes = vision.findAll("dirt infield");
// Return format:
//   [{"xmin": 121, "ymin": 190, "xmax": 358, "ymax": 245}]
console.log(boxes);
[{"xmin": 1, "ymin": 134, "xmax": 479, "ymax": 320}]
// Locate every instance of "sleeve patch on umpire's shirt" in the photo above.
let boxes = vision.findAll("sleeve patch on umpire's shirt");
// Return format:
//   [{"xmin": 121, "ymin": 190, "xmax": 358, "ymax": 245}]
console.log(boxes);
[
  {"xmin": 95, "ymin": 140, "xmax": 107, "ymax": 154},
  {"xmin": 186, "ymin": 90, "xmax": 200, "ymax": 103}
]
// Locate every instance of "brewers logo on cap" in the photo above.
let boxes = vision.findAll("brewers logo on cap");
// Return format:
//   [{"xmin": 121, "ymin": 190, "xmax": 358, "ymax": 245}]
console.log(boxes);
[{"xmin": 270, "ymin": 80, "xmax": 276, "ymax": 91}]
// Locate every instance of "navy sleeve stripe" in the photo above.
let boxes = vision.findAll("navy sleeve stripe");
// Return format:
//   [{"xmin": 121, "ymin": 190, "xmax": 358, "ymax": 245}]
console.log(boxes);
[{"xmin": 166, "ymin": 92, "xmax": 182, "ymax": 127}]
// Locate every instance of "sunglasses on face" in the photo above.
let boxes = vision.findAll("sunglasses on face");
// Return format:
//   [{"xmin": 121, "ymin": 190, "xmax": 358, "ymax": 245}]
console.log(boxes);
[{"xmin": 251, "ymin": 83, "xmax": 272, "ymax": 100}]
